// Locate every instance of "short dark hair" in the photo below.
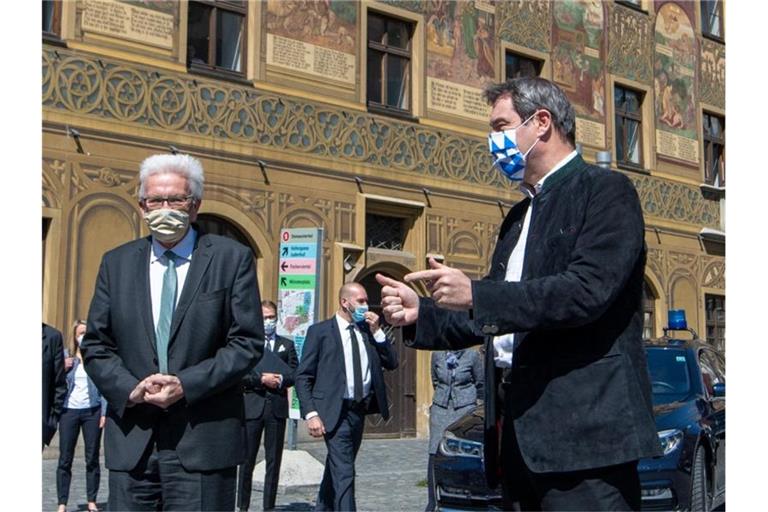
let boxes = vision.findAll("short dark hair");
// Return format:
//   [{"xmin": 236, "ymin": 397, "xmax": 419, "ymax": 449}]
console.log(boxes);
[
  {"xmin": 484, "ymin": 77, "xmax": 576, "ymax": 146},
  {"xmin": 261, "ymin": 300, "xmax": 277, "ymax": 312}
]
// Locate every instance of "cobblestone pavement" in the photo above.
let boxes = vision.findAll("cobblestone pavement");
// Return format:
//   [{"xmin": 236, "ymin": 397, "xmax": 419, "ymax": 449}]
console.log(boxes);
[{"xmin": 43, "ymin": 438, "xmax": 430, "ymax": 511}]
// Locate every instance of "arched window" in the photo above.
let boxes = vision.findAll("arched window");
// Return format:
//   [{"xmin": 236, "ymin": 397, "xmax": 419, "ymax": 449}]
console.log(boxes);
[{"xmin": 642, "ymin": 280, "xmax": 657, "ymax": 340}]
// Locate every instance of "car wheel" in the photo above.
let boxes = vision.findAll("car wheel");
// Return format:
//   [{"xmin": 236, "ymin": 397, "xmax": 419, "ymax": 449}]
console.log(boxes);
[{"xmin": 689, "ymin": 447, "xmax": 711, "ymax": 511}]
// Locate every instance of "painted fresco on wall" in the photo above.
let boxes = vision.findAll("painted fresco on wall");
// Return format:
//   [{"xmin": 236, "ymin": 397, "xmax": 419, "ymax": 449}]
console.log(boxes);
[
  {"xmin": 266, "ymin": 0, "xmax": 358, "ymax": 54},
  {"xmin": 425, "ymin": 0, "xmax": 496, "ymax": 89},
  {"xmin": 654, "ymin": 2, "xmax": 698, "ymax": 164},
  {"xmin": 552, "ymin": 1, "xmax": 605, "ymax": 121},
  {"xmin": 120, "ymin": 0, "xmax": 177, "ymax": 15}
]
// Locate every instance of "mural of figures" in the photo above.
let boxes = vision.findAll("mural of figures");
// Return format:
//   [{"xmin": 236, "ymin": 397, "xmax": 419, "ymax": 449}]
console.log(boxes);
[
  {"xmin": 654, "ymin": 2, "xmax": 696, "ymax": 137},
  {"xmin": 425, "ymin": 0, "xmax": 496, "ymax": 89},
  {"xmin": 552, "ymin": 0, "xmax": 605, "ymax": 121},
  {"xmin": 266, "ymin": 0, "xmax": 357, "ymax": 54},
  {"xmin": 654, "ymin": 2, "xmax": 698, "ymax": 164}
]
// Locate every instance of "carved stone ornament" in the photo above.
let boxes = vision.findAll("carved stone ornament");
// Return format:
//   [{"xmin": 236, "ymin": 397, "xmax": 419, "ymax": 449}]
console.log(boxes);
[
  {"xmin": 607, "ymin": 3, "xmax": 653, "ymax": 84},
  {"xmin": 497, "ymin": 0, "xmax": 551, "ymax": 53}
]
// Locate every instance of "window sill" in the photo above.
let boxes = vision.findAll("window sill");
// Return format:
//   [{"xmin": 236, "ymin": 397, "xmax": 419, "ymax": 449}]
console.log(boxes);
[
  {"xmin": 702, "ymin": 33, "xmax": 725, "ymax": 45},
  {"xmin": 187, "ymin": 63, "xmax": 251, "ymax": 86},
  {"xmin": 617, "ymin": 163, "xmax": 650, "ymax": 175},
  {"xmin": 615, "ymin": 1, "xmax": 648, "ymax": 14},
  {"xmin": 367, "ymin": 103, "xmax": 419, "ymax": 123},
  {"xmin": 700, "ymin": 183, "xmax": 725, "ymax": 200},
  {"xmin": 43, "ymin": 32, "xmax": 66, "ymax": 47}
]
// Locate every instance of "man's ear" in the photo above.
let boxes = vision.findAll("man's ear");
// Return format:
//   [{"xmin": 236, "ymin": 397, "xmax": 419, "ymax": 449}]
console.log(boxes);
[{"xmin": 535, "ymin": 110, "xmax": 553, "ymax": 138}]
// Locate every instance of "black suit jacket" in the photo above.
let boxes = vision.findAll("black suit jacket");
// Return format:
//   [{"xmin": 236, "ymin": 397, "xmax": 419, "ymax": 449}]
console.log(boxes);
[
  {"xmin": 295, "ymin": 317, "xmax": 398, "ymax": 432},
  {"xmin": 42, "ymin": 323, "xmax": 67, "ymax": 446},
  {"xmin": 242, "ymin": 335, "xmax": 298, "ymax": 419},
  {"xmin": 409, "ymin": 156, "xmax": 662, "ymax": 483},
  {"xmin": 81, "ymin": 231, "xmax": 264, "ymax": 472}
]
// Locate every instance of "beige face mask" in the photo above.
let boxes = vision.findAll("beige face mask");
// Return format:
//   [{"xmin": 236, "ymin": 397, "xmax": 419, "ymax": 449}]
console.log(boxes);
[{"xmin": 144, "ymin": 208, "xmax": 190, "ymax": 244}]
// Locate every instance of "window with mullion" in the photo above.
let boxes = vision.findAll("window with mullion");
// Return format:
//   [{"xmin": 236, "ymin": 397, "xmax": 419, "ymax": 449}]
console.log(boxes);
[
  {"xmin": 705, "ymin": 294, "xmax": 725, "ymax": 352},
  {"xmin": 187, "ymin": 1, "xmax": 245, "ymax": 75},
  {"xmin": 703, "ymin": 113, "xmax": 725, "ymax": 187},
  {"xmin": 642, "ymin": 280, "xmax": 656, "ymax": 340},
  {"xmin": 701, "ymin": 0, "xmax": 724, "ymax": 40},
  {"xmin": 367, "ymin": 12, "xmax": 412, "ymax": 115},
  {"xmin": 614, "ymin": 85, "xmax": 644, "ymax": 168}
]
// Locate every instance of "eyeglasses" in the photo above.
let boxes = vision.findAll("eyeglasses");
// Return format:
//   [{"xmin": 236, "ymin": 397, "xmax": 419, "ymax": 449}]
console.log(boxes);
[{"xmin": 143, "ymin": 195, "xmax": 194, "ymax": 210}]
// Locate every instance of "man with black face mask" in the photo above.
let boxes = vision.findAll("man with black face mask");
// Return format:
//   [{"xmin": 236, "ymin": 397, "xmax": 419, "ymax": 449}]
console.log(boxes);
[
  {"xmin": 295, "ymin": 283, "xmax": 398, "ymax": 511},
  {"xmin": 81, "ymin": 153, "xmax": 264, "ymax": 511}
]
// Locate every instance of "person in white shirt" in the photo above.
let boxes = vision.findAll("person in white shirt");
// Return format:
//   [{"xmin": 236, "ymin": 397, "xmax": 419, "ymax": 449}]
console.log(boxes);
[
  {"xmin": 295, "ymin": 283, "xmax": 398, "ymax": 511},
  {"xmin": 57, "ymin": 320, "xmax": 107, "ymax": 512}
]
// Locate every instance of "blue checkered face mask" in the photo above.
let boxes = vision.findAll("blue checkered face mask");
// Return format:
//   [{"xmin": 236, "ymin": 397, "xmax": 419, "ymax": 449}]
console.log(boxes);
[{"xmin": 488, "ymin": 113, "xmax": 540, "ymax": 182}]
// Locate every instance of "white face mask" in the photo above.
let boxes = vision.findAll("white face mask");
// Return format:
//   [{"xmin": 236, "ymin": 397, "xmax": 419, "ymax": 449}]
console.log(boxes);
[
  {"xmin": 264, "ymin": 318, "xmax": 276, "ymax": 336},
  {"xmin": 76, "ymin": 334, "xmax": 84, "ymax": 347},
  {"xmin": 144, "ymin": 208, "xmax": 190, "ymax": 244}
]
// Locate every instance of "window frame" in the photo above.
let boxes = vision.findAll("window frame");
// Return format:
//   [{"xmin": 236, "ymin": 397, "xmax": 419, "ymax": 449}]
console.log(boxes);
[
  {"xmin": 613, "ymin": 84, "xmax": 646, "ymax": 171},
  {"xmin": 615, "ymin": 0, "xmax": 648, "ymax": 14},
  {"xmin": 702, "ymin": 112, "xmax": 725, "ymax": 188},
  {"xmin": 704, "ymin": 293, "xmax": 725, "ymax": 353},
  {"xmin": 187, "ymin": 0, "xmax": 248, "ymax": 81},
  {"xmin": 642, "ymin": 279, "xmax": 657, "ymax": 340},
  {"xmin": 504, "ymin": 50, "xmax": 544, "ymax": 80},
  {"xmin": 366, "ymin": 10, "xmax": 415, "ymax": 119},
  {"xmin": 700, "ymin": 0, "xmax": 725, "ymax": 43}
]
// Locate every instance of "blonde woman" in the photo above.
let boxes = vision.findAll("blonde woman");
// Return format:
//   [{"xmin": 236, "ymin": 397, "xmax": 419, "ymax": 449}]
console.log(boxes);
[{"xmin": 56, "ymin": 320, "xmax": 106, "ymax": 512}]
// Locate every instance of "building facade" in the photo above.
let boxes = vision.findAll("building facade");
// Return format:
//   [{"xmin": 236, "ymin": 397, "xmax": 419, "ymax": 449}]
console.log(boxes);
[{"xmin": 42, "ymin": 0, "xmax": 725, "ymax": 439}]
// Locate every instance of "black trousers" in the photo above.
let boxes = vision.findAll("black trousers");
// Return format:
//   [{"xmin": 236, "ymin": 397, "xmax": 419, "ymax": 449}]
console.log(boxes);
[
  {"xmin": 315, "ymin": 400, "xmax": 366, "ymax": 512},
  {"xmin": 56, "ymin": 406, "xmax": 102, "ymax": 505},
  {"xmin": 425, "ymin": 453, "xmax": 437, "ymax": 512},
  {"xmin": 500, "ymin": 399, "xmax": 641, "ymax": 511},
  {"xmin": 237, "ymin": 399, "xmax": 288, "ymax": 511},
  {"xmin": 107, "ymin": 426, "xmax": 237, "ymax": 511}
]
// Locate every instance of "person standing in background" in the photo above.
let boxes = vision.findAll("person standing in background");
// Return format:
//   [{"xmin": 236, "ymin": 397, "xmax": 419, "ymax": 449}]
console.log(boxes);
[
  {"xmin": 425, "ymin": 349, "xmax": 483, "ymax": 511},
  {"xmin": 57, "ymin": 320, "xmax": 107, "ymax": 512},
  {"xmin": 43, "ymin": 323, "xmax": 67, "ymax": 449},
  {"xmin": 238, "ymin": 300, "xmax": 298, "ymax": 512}
]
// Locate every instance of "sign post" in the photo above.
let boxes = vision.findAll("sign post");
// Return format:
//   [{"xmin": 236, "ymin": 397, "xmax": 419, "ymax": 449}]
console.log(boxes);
[{"xmin": 276, "ymin": 227, "xmax": 323, "ymax": 450}]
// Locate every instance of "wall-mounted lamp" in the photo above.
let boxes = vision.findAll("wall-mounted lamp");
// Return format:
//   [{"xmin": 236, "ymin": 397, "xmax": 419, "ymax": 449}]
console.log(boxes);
[
  {"xmin": 168, "ymin": 145, "xmax": 179, "ymax": 155},
  {"xmin": 422, "ymin": 188, "xmax": 432, "ymax": 208},
  {"xmin": 66, "ymin": 126, "xmax": 89, "ymax": 155},
  {"xmin": 343, "ymin": 254, "xmax": 355, "ymax": 273},
  {"xmin": 354, "ymin": 176, "xmax": 364, "ymax": 194},
  {"xmin": 256, "ymin": 159, "xmax": 269, "ymax": 185}
]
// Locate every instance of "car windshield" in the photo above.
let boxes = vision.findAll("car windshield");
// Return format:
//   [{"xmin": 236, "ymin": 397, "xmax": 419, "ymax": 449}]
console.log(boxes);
[{"xmin": 646, "ymin": 347, "xmax": 692, "ymax": 405}]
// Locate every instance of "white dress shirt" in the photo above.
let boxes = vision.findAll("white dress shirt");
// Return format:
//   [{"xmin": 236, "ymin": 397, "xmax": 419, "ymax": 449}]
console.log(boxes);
[
  {"xmin": 305, "ymin": 314, "xmax": 387, "ymax": 420},
  {"xmin": 150, "ymin": 227, "xmax": 196, "ymax": 332},
  {"xmin": 65, "ymin": 362, "xmax": 91, "ymax": 409},
  {"xmin": 493, "ymin": 150, "xmax": 578, "ymax": 368}
]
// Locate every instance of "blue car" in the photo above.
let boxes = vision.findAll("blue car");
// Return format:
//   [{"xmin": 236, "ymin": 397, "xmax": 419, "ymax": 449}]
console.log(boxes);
[{"xmin": 433, "ymin": 339, "xmax": 725, "ymax": 511}]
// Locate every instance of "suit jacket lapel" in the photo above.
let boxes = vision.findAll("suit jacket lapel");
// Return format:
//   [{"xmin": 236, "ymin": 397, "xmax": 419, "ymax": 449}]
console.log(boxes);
[
  {"xmin": 136, "ymin": 238, "xmax": 158, "ymax": 357},
  {"xmin": 168, "ymin": 234, "xmax": 214, "ymax": 344},
  {"xmin": 331, "ymin": 319, "xmax": 348, "ymax": 381}
]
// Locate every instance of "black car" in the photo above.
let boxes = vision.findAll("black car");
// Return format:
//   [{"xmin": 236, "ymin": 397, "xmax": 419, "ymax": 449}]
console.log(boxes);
[{"xmin": 433, "ymin": 338, "xmax": 725, "ymax": 511}]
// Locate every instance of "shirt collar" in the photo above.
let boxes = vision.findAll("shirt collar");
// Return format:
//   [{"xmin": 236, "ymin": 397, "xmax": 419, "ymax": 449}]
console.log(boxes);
[
  {"xmin": 151, "ymin": 227, "xmax": 196, "ymax": 263},
  {"xmin": 335, "ymin": 313, "xmax": 355, "ymax": 332},
  {"xmin": 519, "ymin": 150, "xmax": 578, "ymax": 199}
]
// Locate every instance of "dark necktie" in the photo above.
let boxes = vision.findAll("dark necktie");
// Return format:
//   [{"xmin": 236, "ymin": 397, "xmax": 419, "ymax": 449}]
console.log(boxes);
[{"xmin": 348, "ymin": 324, "xmax": 364, "ymax": 402}]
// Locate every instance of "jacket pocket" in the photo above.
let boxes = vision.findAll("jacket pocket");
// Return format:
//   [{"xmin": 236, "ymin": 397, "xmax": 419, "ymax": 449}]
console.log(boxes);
[{"xmin": 197, "ymin": 288, "xmax": 227, "ymax": 303}]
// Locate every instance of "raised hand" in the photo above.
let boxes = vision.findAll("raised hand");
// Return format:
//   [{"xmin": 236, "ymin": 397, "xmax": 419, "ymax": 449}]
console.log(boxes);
[
  {"xmin": 405, "ymin": 257, "xmax": 473, "ymax": 311},
  {"xmin": 375, "ymin": 273, "xmax": 420, "ymax": 327}
]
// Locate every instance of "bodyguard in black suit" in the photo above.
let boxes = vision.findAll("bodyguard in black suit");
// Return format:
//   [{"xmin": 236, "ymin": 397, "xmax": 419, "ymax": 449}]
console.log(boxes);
[
  {"xmin": 378, "ymin": 78, "xmax": 661, "ymax": 511},
  {"xmin": 237, "ymin": 300, "xmax": 298, "ymax": 512},
  {"xmin": 295, "ymin": 283, "xmax": 398, "ymax": 511},
  {"xmin": 81, "ymin": 154, "xmax": 264, "ymax": 511},
  {"xmin": 43, "ymin": 323, "xmax": 67, "ymax": 448}
]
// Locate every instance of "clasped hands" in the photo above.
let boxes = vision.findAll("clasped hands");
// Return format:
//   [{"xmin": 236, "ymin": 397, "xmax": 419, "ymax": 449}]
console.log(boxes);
[
  {"xmin": 260, "ymin": 372, "xmax": 282, "ymax": 389},
  {"xmin": 128, "ymin": 374, "xmax": 184, "ymax": 409},
  {"xmin": 376, "ymin": 257, "xmax": 473, "ymax": 326}
]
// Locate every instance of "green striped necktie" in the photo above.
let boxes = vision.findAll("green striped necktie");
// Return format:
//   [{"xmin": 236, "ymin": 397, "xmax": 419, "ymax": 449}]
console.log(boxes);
[{"xmin": 155, "ymin": 250, "xmax": 177, "ymax": 374}]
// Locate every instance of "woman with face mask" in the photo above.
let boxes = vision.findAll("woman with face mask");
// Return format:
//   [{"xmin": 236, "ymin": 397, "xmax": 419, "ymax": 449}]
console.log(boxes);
[{"xmin": 56, "ymin": 320, "xmax": 107, "ymax": 512}]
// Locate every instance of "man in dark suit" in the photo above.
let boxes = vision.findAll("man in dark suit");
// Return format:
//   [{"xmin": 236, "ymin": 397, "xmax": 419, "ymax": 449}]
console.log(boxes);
[
  {"xmin": 43, "ymin": 323, "xmax": 67, "ymax": 448},
  {"xmin": 295, "ymin": 283, "xmax": 398, "ymax": 511},
  {"xmin": 378, "ymin": 77, "xmax": 661, "ymax": 511},
  {"xmin": 81, "ymin": 153, "xmax": 264, "ymax": 511},
  {"xmin": 237, "ymin": 300, "xmax": 298, "ymax": 512}
]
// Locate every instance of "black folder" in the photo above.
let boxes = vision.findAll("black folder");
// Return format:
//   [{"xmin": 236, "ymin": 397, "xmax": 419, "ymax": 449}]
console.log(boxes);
[{"xmin": 255, "ymin": 346, "xmax": 293, "ymax": 375}]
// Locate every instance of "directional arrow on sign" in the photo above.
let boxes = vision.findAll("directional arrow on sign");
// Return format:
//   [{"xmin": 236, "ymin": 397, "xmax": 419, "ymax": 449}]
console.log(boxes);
[
  {"xmin": 280, "ymin": 277, "xmax": 287, "ymax": 286},
  {"xmin": 282, "ymin": 247, "xmax": 288, "ymax": 257},
  {"xmin": 281, "ymin": 261, "xmax": 288, "ymax": 272}
]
